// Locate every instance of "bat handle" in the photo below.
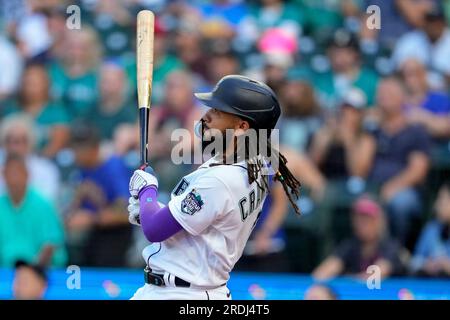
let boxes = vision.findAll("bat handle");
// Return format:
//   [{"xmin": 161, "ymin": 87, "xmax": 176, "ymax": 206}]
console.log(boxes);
[{"xmin": 139, "ymin": 107, "xmax": 150, "ymax": 167}]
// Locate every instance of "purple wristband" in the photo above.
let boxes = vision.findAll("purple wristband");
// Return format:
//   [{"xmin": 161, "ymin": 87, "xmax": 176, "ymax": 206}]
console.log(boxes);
[{"xmin": 139, "ymin": 186, "xmax": 183, "ymax": 242}]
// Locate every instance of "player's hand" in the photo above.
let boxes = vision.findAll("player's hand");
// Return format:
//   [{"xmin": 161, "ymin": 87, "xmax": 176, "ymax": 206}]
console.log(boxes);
[
  {"xmin": 127, "ymin": 196, "xmax": 141, "ymax": 226},
  {"xmin": 129, "ymin": 167, "xmax": 158, "ymax": 198}
]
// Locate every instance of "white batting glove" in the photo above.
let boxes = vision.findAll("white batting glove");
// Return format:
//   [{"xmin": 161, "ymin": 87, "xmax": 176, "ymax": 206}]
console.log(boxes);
[
  {"xmin": 128, "ymin": 196, "xmax": 141, "ymax": 226},
  {"xmin": 127, "ymin": 196, "xmax": 166, "ymax": 226},
  {"xmin": 129, "ymin": 169, "xmax": 158, "ymax": 198}
]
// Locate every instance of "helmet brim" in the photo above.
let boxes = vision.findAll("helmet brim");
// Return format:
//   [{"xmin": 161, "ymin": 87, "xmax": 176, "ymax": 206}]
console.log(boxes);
[{"xmin": 194, "ymin": 92, "xmax": 256, "ymax": 123}]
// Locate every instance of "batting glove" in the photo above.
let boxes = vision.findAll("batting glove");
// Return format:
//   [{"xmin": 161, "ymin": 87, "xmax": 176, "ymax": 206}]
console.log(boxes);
[
  {"xmin": 128, "ymin": 196, "xmax": 141, "ymax": 226},
  {"xmin": 129, "ymin": 167, "xmax": 158, "ymax": 198}
]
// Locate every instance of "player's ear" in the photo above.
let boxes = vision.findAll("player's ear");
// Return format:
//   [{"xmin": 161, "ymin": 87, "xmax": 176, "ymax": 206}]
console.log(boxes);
[{"xmin": 234, "ymin": 119, "xmax": 250, "ymax": 137}]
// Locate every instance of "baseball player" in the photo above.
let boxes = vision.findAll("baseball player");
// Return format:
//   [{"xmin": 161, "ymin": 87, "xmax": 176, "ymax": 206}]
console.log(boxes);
[{"xmin": 128, "ymin": 75, "xmax": 301, "ymax": 300}]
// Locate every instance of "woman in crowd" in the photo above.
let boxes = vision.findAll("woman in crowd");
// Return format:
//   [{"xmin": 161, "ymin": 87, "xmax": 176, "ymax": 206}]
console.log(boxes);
[{"xmin": 2, "ymin": 63, "xmax": 69, "ymax": 158}]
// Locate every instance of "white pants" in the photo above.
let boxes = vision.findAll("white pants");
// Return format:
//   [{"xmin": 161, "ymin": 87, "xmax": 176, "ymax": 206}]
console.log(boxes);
[{"xmin": 130, "ymin": 283, "xmax": 232, "ymax": 300}]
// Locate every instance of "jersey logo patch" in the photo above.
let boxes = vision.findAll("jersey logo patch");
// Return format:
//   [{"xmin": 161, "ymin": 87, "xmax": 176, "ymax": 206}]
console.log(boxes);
[
  {"xmin": 173, "ymin": 178, "xmax": 189, "ymax": 196},
  {"xmin": 181, "ymin": 189, "xmax": 204, "ymax": 215}
]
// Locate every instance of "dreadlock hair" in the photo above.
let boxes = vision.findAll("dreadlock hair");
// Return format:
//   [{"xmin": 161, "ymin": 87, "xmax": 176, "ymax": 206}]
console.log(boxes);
[
  {"xmin": 246, "ymin": 132, "xmax": 301, "ymax": 215},
  {"xmin": 211, "ymin": 125, "xmax": 302, "ymax": 215}
]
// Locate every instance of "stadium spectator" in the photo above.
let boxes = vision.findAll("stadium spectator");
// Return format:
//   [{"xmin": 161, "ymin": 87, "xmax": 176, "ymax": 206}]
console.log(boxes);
[
  {"xmin": 0, "ymin": 114, "xmax": 61, "ymax": 203},
  {"xmin": 313, "ymin": 29, "xmax": 379, "ymax": 109},
  {"xmin": 65, "ymin": 123, "xmax": 131, "ymax": 267},
  {"xmin": 280, "ymin": 147, "xmax": 326, "ymax": 203},
  {"xmin": 88, "ymin": 0, "xmax": 135, "ymax": 59},
  {"xmin": 247, "ymin": 0, "xmax": 303, "ymax": 43},
  {"xmin": 277, "ymin": 76, "xmax": 322, "ymax": 152},
  {"xmin": 173, "ymin": 17, "xmax": 209, "ymax": 80},
  {"xmin": 198, "ymin": 0, "xmax": 248, "ymax": 40},
  {"xmin": 12, "ymin": 260, "xmax": 48, "ymax": 300},
  {"xmin": 148, "ymin": 70, "xmax": 202, "ymax": 193},
  {"xmin": 47, "ymin": 26, "xmax": 101, "ymax": 120},
  {"xmin": 313, "ymin": 195, "xmax": 406, "ymax": 281},
  {"xmin": 298, "ymin": 0, "xmax": 347, "ymax": 39},
  {"xmin": 360, "ymin": 0, "xmax": 437, "ymax": 50},
  {"xmin": 1, "ymin": 63, "xmax": 70, "ymax": 158},
  {"xmin": 12, "ymin": 0, "xmax": 53, "ymax": 61},
  {"xmin": 206, "ymin": 50, "xmax": 240, "ymax": 88},
  {"xmin": 89, "ymin": 60, "xmax": 136, "ymax": 143},
  {"xmin": 254, "ymin": 28, "xmax": 299, "ymax": 95},
  {"xmin": 410, "ymin": 182, "xmax": 450, "ymax": 277},
  {"xmin": 304, "ymin": 283, "xmax": 338, "ymax": 300},
  {"xmin": 399, "ymin": 58, "xmax": 450, "ymax": 140},
  {"xmin": 43, "ymin": 5, "xmax": 68, "ymax": 62},
  {"xmin": 392, "ymin": 4, "xmax": 450, "ymax": 89},
  {"xmin": 0, "ymin": 153, "xmax": 66, "ymax": 267},
  {"xmin": 310, "ymin": 87, "xmax": 373, "ymax": 182},
  {"xmin": 363, "ymin": 77, "xmax": 431, "ymax": 246},
  {"xmin": 0, "ymin": 33, "xmax": 23, "ymax": 101},
  {"xmin": 149, "ymin": 18, "xmax": 185, "ymax": 106}
]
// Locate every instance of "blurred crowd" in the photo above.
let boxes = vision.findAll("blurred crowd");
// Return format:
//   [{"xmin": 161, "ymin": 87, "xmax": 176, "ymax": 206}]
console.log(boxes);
[{"xmin": 1, "ymin": 0, "xmax": 450, "ymax": 291}]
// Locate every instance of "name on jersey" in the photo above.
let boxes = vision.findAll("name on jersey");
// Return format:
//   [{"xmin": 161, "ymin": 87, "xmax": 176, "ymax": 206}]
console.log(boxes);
[
  {"xmin": 239, "ymin": 182, "xmax": 267, "ymax": 221},
  {"xmin": 181, "ymin": 189, "xmax": 204, "ymax": 215}
]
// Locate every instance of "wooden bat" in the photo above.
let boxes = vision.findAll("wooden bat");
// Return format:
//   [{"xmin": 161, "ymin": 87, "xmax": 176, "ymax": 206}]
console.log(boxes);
[{"xmin": 136, "ymin": 10, "xmax": 154, "ymax": 168}]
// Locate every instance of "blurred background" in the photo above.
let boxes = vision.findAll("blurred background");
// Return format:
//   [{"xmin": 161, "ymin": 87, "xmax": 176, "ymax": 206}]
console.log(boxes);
[{"xmin": 1, "ymin": 0, "xmax": 450, "ymax": 300}]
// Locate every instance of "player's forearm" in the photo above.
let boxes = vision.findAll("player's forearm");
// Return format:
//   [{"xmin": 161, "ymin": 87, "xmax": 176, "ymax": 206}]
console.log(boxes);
[{"xmin": 139, "ymin": 186, "xmax": 183, "ymax": 242}]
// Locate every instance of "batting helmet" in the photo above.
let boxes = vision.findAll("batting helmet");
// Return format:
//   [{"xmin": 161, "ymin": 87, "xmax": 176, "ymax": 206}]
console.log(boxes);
[{"xmin": 194, "ymin": 75, "xmax": 281, "ymax": 131}]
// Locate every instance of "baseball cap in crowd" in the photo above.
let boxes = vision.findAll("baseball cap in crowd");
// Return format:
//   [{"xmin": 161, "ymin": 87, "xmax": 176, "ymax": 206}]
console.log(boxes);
[
  {"xmin": 340, "ymin": 87, "xmax": 367, "ymax": 110},
  {"xmin": 70, "ymin": 121, "xmax": 101, "ymax": 147},
  {"xmin": 328, "ymin": 29, "xmax": 359, "ymax": 51},
  {"xmin": 15, "ymin": 260, "xmax": 48, "ymax": 283},
  {"xmin": 258, "ymin": 28, "xmax": 298, "ymax": 68},
  {"xmin": 425, "ymin": 4, "xmax": 446, "ymax": 21},
  {"xmin": 154, "ymin": 17, "xmax": 167, "ymax": 37},
  {"xmin": 352, "ymin": 195, "xmax": 383, "ymax": 218}
]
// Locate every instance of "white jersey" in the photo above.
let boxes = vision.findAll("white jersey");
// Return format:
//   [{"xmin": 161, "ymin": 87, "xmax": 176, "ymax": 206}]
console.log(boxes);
[{"xmin": 142, "ymin": 155, "xmax": 269, "ymax": 287}]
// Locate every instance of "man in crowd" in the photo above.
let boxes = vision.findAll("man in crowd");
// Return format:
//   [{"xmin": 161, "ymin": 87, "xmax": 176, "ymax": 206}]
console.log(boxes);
[
  {"xmin": 313, "ymin": 195, "xmax": 406, "ymax": 280},
  {"xmin": 65, "ymin": 123, "xmax": 131, "ymax": 267},
  {"xmin": 363, "ymin": 77, "xmax": 431, "ymax": 246},
  {"xmin": 12, "ymin": 260, "xmax": 48, "ymax": 300},
  {"xmin": 0, "ymin": 154, "xmax": 66, "ymax": 267}
]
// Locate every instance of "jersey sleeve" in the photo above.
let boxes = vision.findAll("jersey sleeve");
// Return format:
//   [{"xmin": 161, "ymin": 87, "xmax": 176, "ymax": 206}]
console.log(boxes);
[{"xmin": 168, "ymin": 174, "xmax": 232, "ymax": 236}]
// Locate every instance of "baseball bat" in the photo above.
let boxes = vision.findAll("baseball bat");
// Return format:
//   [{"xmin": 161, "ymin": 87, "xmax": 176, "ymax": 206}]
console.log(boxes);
[{"xmin": 136, "ymin": 10, "xmax": 155, "ymax": 168}]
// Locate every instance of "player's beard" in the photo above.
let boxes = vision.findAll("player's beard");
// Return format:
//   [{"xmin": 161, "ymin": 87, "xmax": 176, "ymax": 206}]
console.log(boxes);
[{"xmin": 196, "ymin": 119, "xmax": 234, "ymax": 161}]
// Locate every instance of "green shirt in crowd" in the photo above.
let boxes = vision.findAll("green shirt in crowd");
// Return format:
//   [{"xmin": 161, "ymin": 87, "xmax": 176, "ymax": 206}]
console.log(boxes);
[
  {"xmin": 2, "ymin": 101, "xmax": 69, "ymax": 151},
  {"xmin": 90, "ymin": 100, "xmax": 137, "ymax": 141},
  {"xmin": 250, "ymin": 1, "xmax": 304, "ymax": 31},
  {"xmin": 311, "ymin": 67, "xmax": 379, "ymax": 109},
  {"xmin": 0, "ymin": 188, "xmax": 67, "ymax": 268},
  {"xmin": 47, "ymin": 62, "xmax": 98, "ymax": 120}
]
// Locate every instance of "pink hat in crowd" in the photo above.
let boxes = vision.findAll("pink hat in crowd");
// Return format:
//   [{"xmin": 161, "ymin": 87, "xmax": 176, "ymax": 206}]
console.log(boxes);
[
  {"xmin": 258, "ymin": 28, "xmax": 298, "ymax": 68},
  {"xmin": 258, "ymin": 28, "xmax": 298, "ymax": 54},
  {"xmin": 352, "ymin": 195, "xmax": 383, "ymax": 217}
]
